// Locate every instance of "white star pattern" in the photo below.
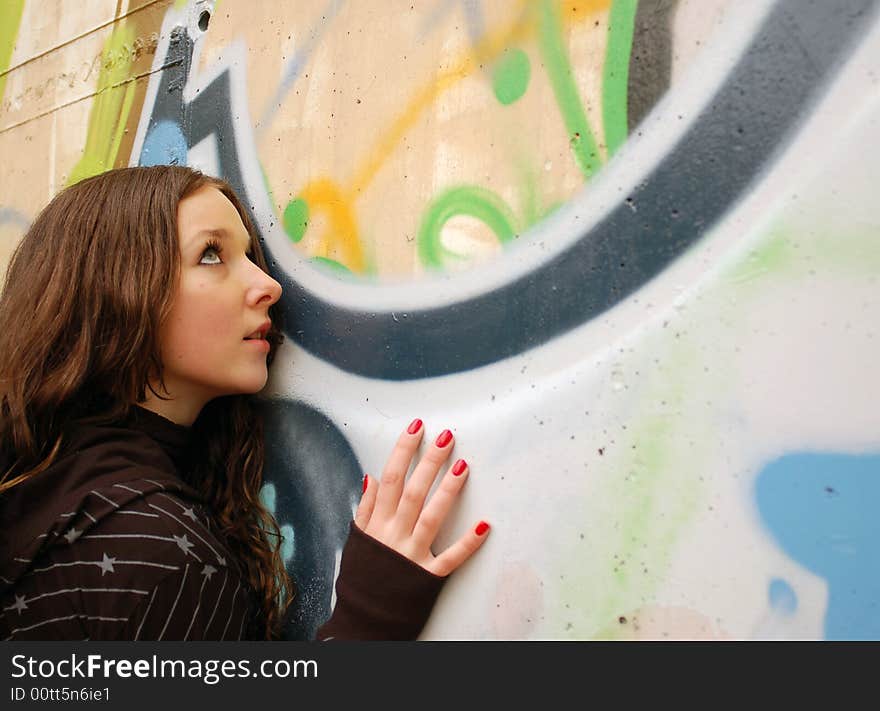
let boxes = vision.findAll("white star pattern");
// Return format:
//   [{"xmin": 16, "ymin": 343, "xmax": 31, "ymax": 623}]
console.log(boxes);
[
  {"xmin": 182, "ymin": 507, "xmax": 198, "ymax": 522},
  {"xmin": 173, "ymin": 534, "xmax": 195, "ymax": 557},
  {"xmin": 63, "ymin": 527, "xmax": 81, "ymax": 544},
  {"xmin": 217, "ymin": 556, "xmax": 226, "ymax": 566},
  {"xmin": 12, "ymin": 595, "xmax": 28, "ymax": 614},
  {"xmin": 201, "ymin": 564, "xmax": 217, "ymax": 581},
  {"xmin": 97, "ymin": 553, "xmax": 116, "ymax": 575}
]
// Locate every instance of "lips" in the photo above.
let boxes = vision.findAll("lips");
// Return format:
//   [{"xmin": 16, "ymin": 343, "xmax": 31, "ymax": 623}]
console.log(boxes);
[{"xmin": 244, "ymin": 320, "xmax": 271, "ymax": 340}]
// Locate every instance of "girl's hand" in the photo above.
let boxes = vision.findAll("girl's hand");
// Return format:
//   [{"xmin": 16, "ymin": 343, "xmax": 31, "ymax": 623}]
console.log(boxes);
[{"xmin": 355, "ymin": 418, "xmax": 490, "ymax": 577}]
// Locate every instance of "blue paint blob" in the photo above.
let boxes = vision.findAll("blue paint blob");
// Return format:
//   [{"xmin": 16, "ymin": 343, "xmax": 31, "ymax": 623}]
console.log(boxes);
[
  {"xmin": 755, "ymin": 452, "xmax": 880, "ymax": 639},
  {"xmin": 280, "ymin": 524, "xmax": 296, "ymax": 563},
  {"xmin": 768, "ymin": 578, "xmax": 798, "ymax": 616},
  {"xmin": 0, "ymin": 207, "xmax": 30, "ymax": 229},
  {"xmin": 259, "ymin": 482, "xmax": 277, "ymax": 512},
  {"xmin": 140, "ymin": 120, "xmax": 188, "ymax": 166}
]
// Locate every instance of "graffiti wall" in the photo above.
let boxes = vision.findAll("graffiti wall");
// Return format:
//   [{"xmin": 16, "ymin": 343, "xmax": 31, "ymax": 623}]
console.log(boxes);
[{"xmin": 2, "ymin": 0, "xmax": 878, "ymax": 639}]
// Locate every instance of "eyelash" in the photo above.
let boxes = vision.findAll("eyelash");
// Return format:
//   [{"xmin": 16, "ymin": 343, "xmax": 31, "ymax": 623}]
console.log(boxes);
[
  {"xmin": 199, "ymin": 240, "xmax": 257, "ymax": 265},
  {"xmin": 200, "ymin": 239, "xmax": 223, "ymax": 264}
]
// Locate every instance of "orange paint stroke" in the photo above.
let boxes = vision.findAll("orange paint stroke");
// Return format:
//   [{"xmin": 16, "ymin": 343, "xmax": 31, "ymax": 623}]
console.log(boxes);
[
  {"xmin": 562, "ymin": 0, "xmax": 612, "ymax": 19},
  {"xmin": 299, "ymin": 178, "xmax": 366, "ymax": 273}
]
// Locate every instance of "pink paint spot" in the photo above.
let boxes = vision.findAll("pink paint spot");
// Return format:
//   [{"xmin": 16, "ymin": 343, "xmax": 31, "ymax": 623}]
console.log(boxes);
[
  {"xmin": 491, "ymin": 561, "xmax": 544, "ymax": 640},
  {"xmin": 617, "ymin": 605, "xmax": 733, "ymax": 640}
]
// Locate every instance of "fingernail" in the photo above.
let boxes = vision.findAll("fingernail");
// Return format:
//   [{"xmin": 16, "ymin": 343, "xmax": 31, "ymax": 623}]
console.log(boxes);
[
  {"xmin": 475, "ymin": 521, "xmax": 490, "ymax": 536},
  {"xmin": 452, "ymin": 459, "xmax": 467, "ymax": 476},
  {"xmin": 362, "ymin": 474, "xmax": 369, "ymax": 493},
  {"xmin": 435, "ymin": 429, "xmax": 453, "ymax": 448},
  {"xmin": 407, "ymin": 418, "xmax": 423, "ymax": 434}
]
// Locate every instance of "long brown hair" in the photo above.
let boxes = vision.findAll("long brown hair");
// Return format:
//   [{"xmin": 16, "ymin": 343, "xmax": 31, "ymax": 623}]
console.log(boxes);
[{"xmin": 0, "ymin": 165, "xmax": 292, "ymax": 639}]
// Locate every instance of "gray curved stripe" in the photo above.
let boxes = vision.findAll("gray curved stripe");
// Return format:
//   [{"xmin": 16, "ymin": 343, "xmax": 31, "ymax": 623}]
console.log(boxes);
[
  {"xmin": 627, "ymin": 0, "xmax": 677, "ymax": 133},
  {"xmin": 262, "ymin": 0, "xmax": 876, "ymax": 379}
]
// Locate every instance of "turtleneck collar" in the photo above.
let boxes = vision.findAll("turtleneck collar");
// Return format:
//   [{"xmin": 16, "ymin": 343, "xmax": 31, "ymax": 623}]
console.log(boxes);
[{"xmin": 124, "ymin": 404, "xmax": 194, "ymax": 472}]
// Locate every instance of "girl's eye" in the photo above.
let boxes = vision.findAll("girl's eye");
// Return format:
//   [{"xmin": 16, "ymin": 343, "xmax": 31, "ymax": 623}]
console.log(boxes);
[{"xmin": 199, "ymin": 246, "xmax": 222, "ymax": 265}]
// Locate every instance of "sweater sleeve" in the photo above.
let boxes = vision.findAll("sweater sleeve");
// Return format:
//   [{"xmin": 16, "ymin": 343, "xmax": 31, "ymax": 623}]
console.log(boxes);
[{"xmin": 314, "ymin": 521, "xmax": 446, "ymax": 640}]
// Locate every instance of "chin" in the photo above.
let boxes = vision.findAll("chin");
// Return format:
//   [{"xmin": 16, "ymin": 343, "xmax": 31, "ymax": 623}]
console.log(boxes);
[
  {"xmin": 239, "ymin": 373, "xmax": 270, "ymax": 394},
  {"xmin": 212, "ymin": 372, "xmax": 269, "ymax": 398}
]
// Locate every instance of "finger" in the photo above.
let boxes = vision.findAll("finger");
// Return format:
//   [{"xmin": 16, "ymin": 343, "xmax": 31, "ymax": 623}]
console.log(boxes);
[
  {"xmin": 394, "ymin": 429, "xmax": 456, "ymax": 535},
  {"xmin": 354, "ymin": 474, "xmax": 377, "ymax": 530},
  {"xmin": 372, "ymin": 418, "xmax": 424, "ymax": 521},
  {"xmin": 430, "ymin": 521, "xmax": 491, "ymax": 577},
  {"xmin": 410, "ymin": 456, "xmax": 469, "ymax": 548}
]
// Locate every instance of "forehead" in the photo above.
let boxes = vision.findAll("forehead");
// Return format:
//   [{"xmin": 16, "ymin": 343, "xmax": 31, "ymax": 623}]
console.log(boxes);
[{"xmin": 177, "ymin": 185, "xmax": 251, "ymax": 248}]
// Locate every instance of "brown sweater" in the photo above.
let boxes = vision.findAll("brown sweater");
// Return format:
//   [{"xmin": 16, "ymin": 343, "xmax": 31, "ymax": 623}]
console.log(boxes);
[{"xmin": 0, "ymin": 407, "xmax": 445, "ymax": 640}]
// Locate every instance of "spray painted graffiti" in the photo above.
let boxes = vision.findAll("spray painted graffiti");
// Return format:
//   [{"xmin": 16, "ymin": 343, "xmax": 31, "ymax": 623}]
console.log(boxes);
[{"xmin": 2, "ymin": 0, "xmax": 880, "ymax": 639}]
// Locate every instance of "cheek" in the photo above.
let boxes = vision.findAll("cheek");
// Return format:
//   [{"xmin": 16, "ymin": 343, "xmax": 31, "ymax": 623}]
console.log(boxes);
[{"xmin": 162, "ymin": 283, "xmax": 237, "ymax": 359}]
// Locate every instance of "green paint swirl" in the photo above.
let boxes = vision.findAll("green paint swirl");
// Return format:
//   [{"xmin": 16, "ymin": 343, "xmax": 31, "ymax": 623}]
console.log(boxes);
[
  {"xmin": 417, "ymin": 186, "xmax": 517, "ymax": 268},
  {"xmin": 310, "ymin": 256, "xmax": 353, "ymax": 275},
  {"xmin": 493, "ymin": 48, "xmax": 531, "ymax": 105},
  {"xmin": 283, "ymin": 197, "xmax": 309, "ymax": 242},
  {"xmin": 536, "ymin": 0, "xmax": 602, "ymax": 179},
  {"xmin": 602, "ymin": 0, "xmax": 638, "ymax": 156}
]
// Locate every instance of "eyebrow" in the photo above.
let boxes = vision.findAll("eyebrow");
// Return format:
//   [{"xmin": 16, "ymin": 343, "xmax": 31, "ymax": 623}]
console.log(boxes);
[{"xmin": 190, "ymin": 228, "xmax": 252, "ymax": 254}]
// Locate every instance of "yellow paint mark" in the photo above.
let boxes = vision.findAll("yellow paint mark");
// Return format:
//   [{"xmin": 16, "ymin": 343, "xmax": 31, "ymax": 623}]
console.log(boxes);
[
  {"xmin": 299, "ymin": 178, "xmax": 365, "ymax": 273},
  {"xmin": 347, "ymin": 0, "xmax": 610, "ymax": 201},
  {"xmin": 562, "ymin": 0, "xmax": 612, "ymax": 20},
  {"xmin": 0, "ymin": 0, "xmax": 26, "ymax": 105},
  {"xmin": 67, "ymin": 23, "xmax": 138, "ymax": 185},
  {"xmin": 348, "ymin": 2, "xmax": 535, "ymax": 198}
]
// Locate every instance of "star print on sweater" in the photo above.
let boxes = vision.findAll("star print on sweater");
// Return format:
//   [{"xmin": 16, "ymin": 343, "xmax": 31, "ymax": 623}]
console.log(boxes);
[{"xmin": 1, "ymin": 477, "xmax": 254, "ymax": 641}]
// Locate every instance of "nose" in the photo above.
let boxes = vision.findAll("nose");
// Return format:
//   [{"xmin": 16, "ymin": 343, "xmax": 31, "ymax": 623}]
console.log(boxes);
[{"xmin": 247, "ymin": 262, "xmax": 282, "ymax": 308}]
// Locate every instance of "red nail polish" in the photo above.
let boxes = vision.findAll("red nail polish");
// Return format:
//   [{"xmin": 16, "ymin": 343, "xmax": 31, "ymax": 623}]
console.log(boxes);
[
  {"xmin": 435, "ymin": 429, "xmax": 453, "ymax": 448},
  {"xmin": 362, "ymin": 474, "xmax": 368, "ymax": 493},
  {"xmin": 452, "ymin": 459, "xmax": 467, "ymax": 476},
  {"xmin": 475, "ymin": 521, "xmax": 490, "ymax": 536},
  {"xmin": 407, "ymin": 418, "xmax": 423, "ymax": 435}
]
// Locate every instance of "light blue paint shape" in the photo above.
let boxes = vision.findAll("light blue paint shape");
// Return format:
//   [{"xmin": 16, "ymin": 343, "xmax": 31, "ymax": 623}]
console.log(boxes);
[
  {"xmin": 261, "ymin": 483, "xmax": 295, "ymax": 562},
  {"xmin": 418, "ymin": 0, "xmax": 485, "ymax": 46},
  {"xmin": 140, "ymin": 120, "xmax": 188, "ymax": 166},
  {"xmin": 0, "ymin": 207, "xmax": 29, "ymax": 228},
  {"xmin": 755, "ymin": 452, "xmax": 880, "ymax": 640},
  {"xmin": 260, "ymin": 482, "xmax": 277, "ymax": 512},
  {"xmin": 280, "ymin": 524, "xmax": 296, "ymax": 563},
  {"xmin": 768, "ymin": 578, "xmax": 797, "ymax": 616},
  {"xmin": 256, "ymin": 0, "xmax": 344, "ymax": 133}
]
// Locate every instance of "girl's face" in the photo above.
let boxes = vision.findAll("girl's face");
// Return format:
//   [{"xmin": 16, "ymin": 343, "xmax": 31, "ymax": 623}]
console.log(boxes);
[{"xmin": 158, "ymin": 185, "xmax": 282, "ymax": 413}]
